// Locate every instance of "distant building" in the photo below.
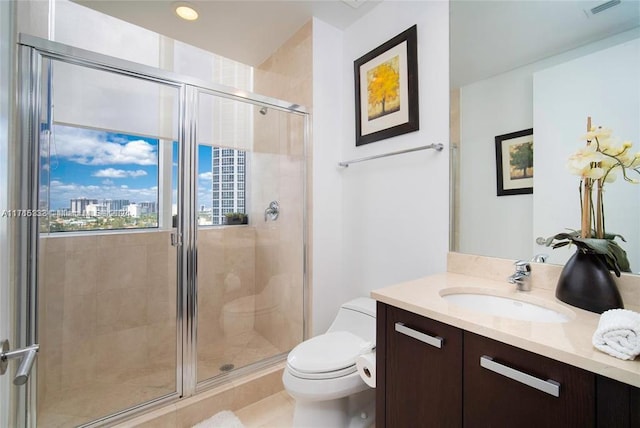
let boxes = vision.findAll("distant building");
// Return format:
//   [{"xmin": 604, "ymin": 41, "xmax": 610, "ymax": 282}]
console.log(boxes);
[
  {"xmin": 70, "ymin": 198, "xmax": 98, "ymax": 215},
  {"xmin": 127, "ymin": 203, "xmax": 143, "ymax": 218},
  {"xmin": 211, "ymin": 148, "xmax": 246, "ymax": 225},
  {"xmin": 137, "ymin": 201, "xmax": 157, "ymax": 214},
  {"xmin": 104, "ymin": 199, "xmax": 130, "ymax": 214},
  {"xmin": 85, "ymin": 203, "xmax": 107, "ymax": 217}
]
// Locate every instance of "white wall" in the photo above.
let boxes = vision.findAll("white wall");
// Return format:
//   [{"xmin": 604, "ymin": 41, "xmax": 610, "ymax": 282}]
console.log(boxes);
[
  {"xmin": 312, "ymin": 1, "xmax": 451, "ymax": 335},
  {"xmin": 311, "ymin": 18, "xmax": 348, "ymax": 335},
  {"xmin": 458, "ymin": 28, "xmax": 640, "ymax": 262},
  {"xmin": 533, "ymin": 37, "xmax": 640, "ymax": 270}
]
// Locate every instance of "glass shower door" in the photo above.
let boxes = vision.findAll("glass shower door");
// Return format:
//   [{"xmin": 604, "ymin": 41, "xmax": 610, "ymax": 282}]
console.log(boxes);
[
  {"xmin": 195, "ymin": 91, "xmax": 306, "ymax": 386},
  {"xmin": 34, "ymin": 56, "xmax": 182, "ymax": 427}
]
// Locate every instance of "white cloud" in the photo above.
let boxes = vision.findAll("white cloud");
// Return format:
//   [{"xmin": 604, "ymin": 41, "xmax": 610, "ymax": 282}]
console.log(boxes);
[
  {"xmin": 51, "ymin": 126, "xmax": 157, "ymax": 166},
  {"xmin": 101, "ymin": 179, "xmax": 115, "ymax": 186},
  {"xmin": 93, "ymin": 168, "xmax": 148, "ymax": 178},
  {"xmin": 198, "ymin": 172, "xmax": 213, "ymax": 180}
]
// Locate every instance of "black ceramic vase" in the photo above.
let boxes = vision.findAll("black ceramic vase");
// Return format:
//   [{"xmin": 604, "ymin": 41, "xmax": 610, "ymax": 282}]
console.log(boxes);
[{"xmin": 556, "ymin": 250, "xmax": 624, "ymax": 314}]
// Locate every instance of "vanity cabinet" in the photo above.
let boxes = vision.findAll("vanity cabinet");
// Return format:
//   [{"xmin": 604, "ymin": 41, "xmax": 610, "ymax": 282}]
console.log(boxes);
[
  {"xmin": 464, "ymin": 331, "xmax": 595, "ymax": 427},
  {"xmin": 377, "ymin": 303, "xmax": 463, "ymax": 427},
  {"xmin": 376, "ymin": 302, "xmax": 639, "ymax": 428}
]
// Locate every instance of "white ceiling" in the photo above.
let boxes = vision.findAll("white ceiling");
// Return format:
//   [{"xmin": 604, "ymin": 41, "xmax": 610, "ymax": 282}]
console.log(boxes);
[
  {"xmin": 74, "ymin": 0, "xmax": 640, "ymax": 87},
  {"xmin": 73, "ymin": 0, "xmax": 382, "ymax": 66}
]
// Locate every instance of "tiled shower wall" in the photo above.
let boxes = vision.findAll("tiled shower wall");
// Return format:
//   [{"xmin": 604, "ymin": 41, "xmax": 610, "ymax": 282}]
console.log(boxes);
[
  {"xmin": 38, "ymin": 226, "xmax": 265, "ymax": 397},
  {"xmin": 37, "ymin": 231, "xmax": 178, "ymax": 416},
  {"xmin": 253, "ymin": 21, "xmax": 311, "ymax": 351},
  {"xmin": 37, "ymin": 221, "xmax": 301, "ymax": 415}
]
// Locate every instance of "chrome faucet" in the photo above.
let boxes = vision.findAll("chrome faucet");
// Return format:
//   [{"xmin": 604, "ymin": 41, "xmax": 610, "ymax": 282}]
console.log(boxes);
[
  {"xmin": 531, "ymin": 253, "xmax": 549, "ymax": 263},
  {"xmin": 508, "ymin": 260, "xmax": 531, "ymax": 291},
  {"xmin": 264, "ymin": 200, "xmax": 280, "ymax": 222}
]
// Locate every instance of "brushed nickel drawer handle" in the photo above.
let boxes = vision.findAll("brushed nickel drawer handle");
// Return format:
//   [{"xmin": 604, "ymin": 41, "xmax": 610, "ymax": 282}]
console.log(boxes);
[
  {"xmin": 395, "ymin": 322, "xmax": 443, "ymax": 349},
  {"xmin": 480, "ymin": 355, "xmax": 561, "ymax": 397}
]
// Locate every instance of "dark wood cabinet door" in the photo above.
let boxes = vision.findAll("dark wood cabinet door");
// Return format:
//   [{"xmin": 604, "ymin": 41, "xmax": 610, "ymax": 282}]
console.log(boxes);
[
  {"xmin": 381, "ymin": 304, "xmax": 463, "ymax": 428},
  {"xmin": 464, "ymin": 332, "xmax": 596, "ymax": 428},
  {"xmin": 596, "ymin": 375, "xmax": 640, "ymax": 427}
]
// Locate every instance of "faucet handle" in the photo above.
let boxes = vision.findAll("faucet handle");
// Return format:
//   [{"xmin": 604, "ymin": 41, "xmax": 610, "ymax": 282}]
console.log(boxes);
[{"xmin": 514, "ymin": 260, "xmax": 531, "ymax": 273}]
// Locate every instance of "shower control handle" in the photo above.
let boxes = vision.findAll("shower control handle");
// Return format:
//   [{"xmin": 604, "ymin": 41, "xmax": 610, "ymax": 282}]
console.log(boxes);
[
  {"xmin": 1, "ymin": 339, "xmax": 39, "ymax": 385},
  {"xmin": 264, "ymin": 201, "xmax": 280, "ymax": 222}
]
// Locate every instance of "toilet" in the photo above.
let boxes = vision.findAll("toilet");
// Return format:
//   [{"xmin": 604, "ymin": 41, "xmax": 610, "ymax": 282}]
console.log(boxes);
[{"xmin": 283, "ymin": 297, "xmax": 376, "ymax": 428}]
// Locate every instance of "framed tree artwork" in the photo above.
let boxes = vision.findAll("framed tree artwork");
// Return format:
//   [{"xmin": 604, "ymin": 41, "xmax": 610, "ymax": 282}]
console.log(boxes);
[
  {"xmin": 354, "ymin": 25, "xmax": 419, "ymax": 146},
  {"xmin": 495, "ymin": 128, "xmax": 534, "ymax": 196}
]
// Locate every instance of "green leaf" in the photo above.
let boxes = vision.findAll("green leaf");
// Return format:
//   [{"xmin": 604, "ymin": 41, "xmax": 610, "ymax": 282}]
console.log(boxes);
[{"xmin": 544, "ymin": 232, "xmax": 631, "ymax": 277}]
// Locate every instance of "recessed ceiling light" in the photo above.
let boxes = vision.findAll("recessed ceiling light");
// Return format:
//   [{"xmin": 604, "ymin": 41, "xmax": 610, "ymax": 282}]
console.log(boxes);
[{"xmin": 174, "ymin": 2, "xmax": 199, "ymax": 21}]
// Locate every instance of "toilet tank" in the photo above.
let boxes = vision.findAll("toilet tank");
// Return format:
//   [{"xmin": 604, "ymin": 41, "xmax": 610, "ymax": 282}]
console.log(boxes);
[{"xmin": 326, "ymin": 297, "xmax": 377, "ymax": 345}]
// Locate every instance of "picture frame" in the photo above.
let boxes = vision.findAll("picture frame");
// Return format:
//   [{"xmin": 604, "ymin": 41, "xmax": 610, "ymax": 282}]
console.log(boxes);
[
  {"xmin": 354, "ymin": 25, "xmax": 419, "ymax": 146},
  {"xmin": 495, "ymin": 128, "xmax": 534, "ymax": 196}
]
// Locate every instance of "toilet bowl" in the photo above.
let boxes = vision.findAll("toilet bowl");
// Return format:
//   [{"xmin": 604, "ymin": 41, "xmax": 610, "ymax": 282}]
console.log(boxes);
[{"xmin": 283, "ymin": 297, "xmax": 376, "ymax": 428}]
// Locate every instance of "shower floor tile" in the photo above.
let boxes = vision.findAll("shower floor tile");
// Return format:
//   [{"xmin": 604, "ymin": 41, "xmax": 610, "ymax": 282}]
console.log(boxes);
[{"xmin": 197, "ymin": 331, "xmax": 280, "ymax": 382}]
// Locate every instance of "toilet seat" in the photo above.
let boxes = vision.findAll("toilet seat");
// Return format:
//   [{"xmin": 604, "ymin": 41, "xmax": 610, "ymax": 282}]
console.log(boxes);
[{"xmin": 287, "ymin": 331, "xmax": 373, "ymax": 380}]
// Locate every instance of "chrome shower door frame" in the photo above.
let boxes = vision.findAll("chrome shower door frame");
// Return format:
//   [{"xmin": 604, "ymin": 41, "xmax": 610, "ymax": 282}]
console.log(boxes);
[{"xmin": 15, "ymin": 34, "xmax": 309, "ymax": 427}]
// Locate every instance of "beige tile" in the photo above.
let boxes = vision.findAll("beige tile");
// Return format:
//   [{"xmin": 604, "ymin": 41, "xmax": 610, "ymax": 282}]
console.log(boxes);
[
  {"xmin": 61, "ymin": 293, "xmax": 96, "ymax": 344},
  {"xmin": 36, "ymin": 410, "xmax": 89, "ymax": 428},
  {"xmin": 97, "ymin": 245, "xmax": 148, "ymax": 290},
  {"xmin": 174, "ymin": 386, "xmax": 236, "ymax": 428},
  {"xmin": 65, "ymin": 235, "xmax": 97, "ymax": 254},
  {"xmin": 43, "ymin": 249, "xmax": 66, "ymax": 291},
  {"xmin": 96, "ymin": 287, "xmax": 148, "ymax": 334},
  {"xmin": 93, "ymin": 326, "xmax": 148, "ymax": 383},
  {"xmin": 235, "ymin": 390, "xmax": 293, "ymax": 428},
  {"xmin": 41, "ymin": 235, "xmax": 68, "ymax": 253},
  {"xmin": 117, "ymin": 404, "xmax": 178, "ymax": 428},
  {"xmin": 59, "ymin": 338, "xmax": 95, "ymax": 390},
  {"xmin": 64, "ymin": 248, "xmax": 98, "ymax": 296}
]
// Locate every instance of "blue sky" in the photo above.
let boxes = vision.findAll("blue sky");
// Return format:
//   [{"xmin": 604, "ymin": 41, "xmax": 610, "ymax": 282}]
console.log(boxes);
[{"xmin": 43, "ymin": 124, "xmax": 213, "ymax": 211}]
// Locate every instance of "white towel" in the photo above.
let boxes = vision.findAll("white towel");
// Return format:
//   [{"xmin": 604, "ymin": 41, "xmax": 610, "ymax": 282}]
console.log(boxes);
[{"xmin": 592, "ymin": 309, "xmax": 640, "ymax": 360}]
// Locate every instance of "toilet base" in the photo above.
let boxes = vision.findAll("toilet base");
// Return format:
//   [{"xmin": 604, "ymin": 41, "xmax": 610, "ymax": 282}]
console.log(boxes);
[{"xmin": 291, "ymin": 388, "xmax": 375, "ymax": 428}]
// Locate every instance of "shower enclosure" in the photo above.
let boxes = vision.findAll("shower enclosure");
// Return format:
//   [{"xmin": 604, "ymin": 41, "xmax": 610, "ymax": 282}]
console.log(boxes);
[{"xmin": 13, "ymin": 35, "xmax": 307, "ymax": 427}]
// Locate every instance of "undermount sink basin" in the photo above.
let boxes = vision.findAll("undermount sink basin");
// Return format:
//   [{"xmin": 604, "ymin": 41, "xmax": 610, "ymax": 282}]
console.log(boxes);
[{"xmin": 440, "ymin": 288, "xmax": 574, "ymax": 323}]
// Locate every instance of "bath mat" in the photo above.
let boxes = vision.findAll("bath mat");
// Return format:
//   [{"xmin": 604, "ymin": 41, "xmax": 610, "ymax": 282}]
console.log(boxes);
[{"xmin": 192, "ymin": 410, "xmax": 245, "ymax": 428}]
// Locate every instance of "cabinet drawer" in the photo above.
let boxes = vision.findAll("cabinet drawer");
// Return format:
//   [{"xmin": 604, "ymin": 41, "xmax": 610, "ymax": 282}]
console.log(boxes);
[
  {"xmin": 464, "ymin": 332, "xmax": 595, "ymax": 427},
  {"xmin": 385, "ymin": 305, "xmax": 463, "ymax": 427}
]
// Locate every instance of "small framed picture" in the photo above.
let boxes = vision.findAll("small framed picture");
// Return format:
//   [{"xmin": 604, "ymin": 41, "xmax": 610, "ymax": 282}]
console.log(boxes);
[
  {"xmin": 354, "ymin": 25, "xmax": 419, "ymax": 146},
  {"xmin": 495, "ymin": 128, "xmax": 533, "ymax": 196}
]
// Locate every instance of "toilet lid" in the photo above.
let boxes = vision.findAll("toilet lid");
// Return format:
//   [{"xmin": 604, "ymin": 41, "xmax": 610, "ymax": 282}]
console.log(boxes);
[{"xmin": 287, "ymin": 331, "xmax": 374, "ymax": 374}]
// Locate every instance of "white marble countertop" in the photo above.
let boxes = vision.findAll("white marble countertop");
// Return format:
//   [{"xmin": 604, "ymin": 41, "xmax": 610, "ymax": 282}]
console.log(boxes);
[{"xmin": 371, "ymin": 271, "xmax": 640, "ymax": 388}]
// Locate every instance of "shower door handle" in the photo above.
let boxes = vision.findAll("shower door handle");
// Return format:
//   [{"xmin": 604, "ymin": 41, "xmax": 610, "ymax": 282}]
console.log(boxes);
[
  {"xmin": 1, "ymin": 339, "xmax": 39, "ymax": 385},
  {"xmin": 171, "ymin": 232, "xmax": 182, "ymax": 247}
]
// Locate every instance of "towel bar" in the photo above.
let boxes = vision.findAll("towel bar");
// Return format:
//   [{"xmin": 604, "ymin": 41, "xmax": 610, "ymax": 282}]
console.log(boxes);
[{"xmin": 338, "ymin": 143, "xmax": 444, "ymax": 167}]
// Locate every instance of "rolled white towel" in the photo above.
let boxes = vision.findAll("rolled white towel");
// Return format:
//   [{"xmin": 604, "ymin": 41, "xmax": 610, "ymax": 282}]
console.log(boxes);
[{"xmin": 592, "ymin": 309, "xmax": 640, "ymax": 360}]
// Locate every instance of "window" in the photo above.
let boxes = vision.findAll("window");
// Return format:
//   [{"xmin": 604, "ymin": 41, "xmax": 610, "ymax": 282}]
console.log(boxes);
[
  {"xmin": 199, "ymin": 146, "xmax": 247, "ymax": 226},
  {"xmin": 40, "ymin": 124, "xmax": 160, "ymax": 233}
]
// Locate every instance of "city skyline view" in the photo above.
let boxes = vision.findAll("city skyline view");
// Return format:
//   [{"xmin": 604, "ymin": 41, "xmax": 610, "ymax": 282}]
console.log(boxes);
[{"xmin": 43, "ymin": 124, "xmax": 215, "ymax": 213}]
